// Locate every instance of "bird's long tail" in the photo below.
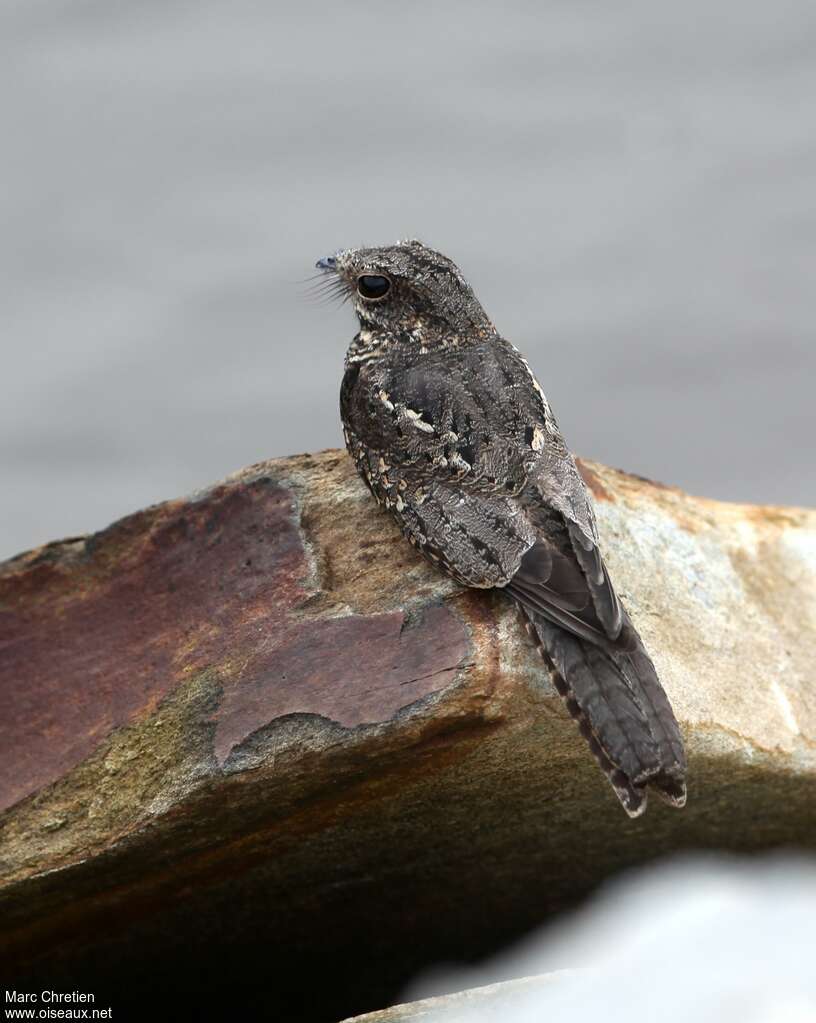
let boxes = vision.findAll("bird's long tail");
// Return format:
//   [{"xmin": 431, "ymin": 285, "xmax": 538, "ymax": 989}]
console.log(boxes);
[{"xmin": 522, "ymin": 608, "xmax": 687, "ymax": 817}]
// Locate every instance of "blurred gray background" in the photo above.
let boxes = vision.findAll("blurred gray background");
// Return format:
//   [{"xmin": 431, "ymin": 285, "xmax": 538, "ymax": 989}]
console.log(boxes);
[{"xmin": 2, "ymin": 0, "xmax": 815, "ymax": 560}]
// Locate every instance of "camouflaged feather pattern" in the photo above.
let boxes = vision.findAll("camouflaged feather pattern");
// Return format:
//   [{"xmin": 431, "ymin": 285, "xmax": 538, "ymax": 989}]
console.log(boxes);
[{"xmin": 322, "ymin": 239, "xmax": 686, "ymax": 817}]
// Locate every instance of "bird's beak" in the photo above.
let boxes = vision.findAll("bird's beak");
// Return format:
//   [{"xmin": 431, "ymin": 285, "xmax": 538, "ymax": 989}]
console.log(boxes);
[{"xmin": 315, "ymin": 255, "xmax": 337, "ymax": 271}]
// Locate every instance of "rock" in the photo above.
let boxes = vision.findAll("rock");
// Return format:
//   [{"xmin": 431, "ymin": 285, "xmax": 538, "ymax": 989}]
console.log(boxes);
[
  {"xmin": 341, "ymin": 857, "xmax": 816, "ymax": 1023},
  {"xmin": 339, "ymin": 975, "xmax": 572, "ymax": 1023},
  {"xmin": 1, "ymin": 450, "xmax": 814, "ymax": 1022}
]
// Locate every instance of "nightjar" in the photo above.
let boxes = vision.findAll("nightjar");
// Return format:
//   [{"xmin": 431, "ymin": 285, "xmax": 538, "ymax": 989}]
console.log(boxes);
[{"xmin": 317, "ymin": 239, "xmax": 686, "ymax": 817}]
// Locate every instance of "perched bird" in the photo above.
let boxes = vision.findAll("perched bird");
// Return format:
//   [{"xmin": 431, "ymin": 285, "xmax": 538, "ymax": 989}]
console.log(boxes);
[{"xmin": 317, "ymin": 239, "xmax": 686, "ymax": 817}]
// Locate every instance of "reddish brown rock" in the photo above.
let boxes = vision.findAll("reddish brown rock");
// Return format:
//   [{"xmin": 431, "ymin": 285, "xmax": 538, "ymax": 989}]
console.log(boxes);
[{"xmin": 0, "ymin": 449, "xmax": 814, "ymax": 1023}]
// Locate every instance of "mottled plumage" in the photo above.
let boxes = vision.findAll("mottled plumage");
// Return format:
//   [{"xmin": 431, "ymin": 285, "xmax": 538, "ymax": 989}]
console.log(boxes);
[{"xmin": 318, "ymin": 239, "xmax": 686, "ymax": 817}]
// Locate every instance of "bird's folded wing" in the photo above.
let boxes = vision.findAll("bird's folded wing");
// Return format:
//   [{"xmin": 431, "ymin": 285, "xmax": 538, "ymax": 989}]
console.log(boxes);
[
  {"xmin": 345, "ymin": 346, "xmax": 626, "ymax": 643},
  {"xmin": 395, "ymin": 481, "xmax": 537, "ymax": 588},
  {"xmin": 506, "ymin": 524, "xmax": 625, "ymax": 648}
]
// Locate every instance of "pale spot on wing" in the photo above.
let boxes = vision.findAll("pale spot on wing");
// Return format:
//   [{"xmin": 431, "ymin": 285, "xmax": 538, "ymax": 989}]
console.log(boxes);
[
  {"xmin": 510, "ymin": 343, "xmax": 559, "ymax": 436},
  {"xmin": 404, "ymin": 408, "xmax": 435, "ymax": 433}
]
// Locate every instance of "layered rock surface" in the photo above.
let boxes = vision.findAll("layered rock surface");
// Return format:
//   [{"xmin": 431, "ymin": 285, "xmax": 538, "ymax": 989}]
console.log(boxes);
[{"xmin": 1, "ymin": 450, "xmax": 814, "ymax": 1022}]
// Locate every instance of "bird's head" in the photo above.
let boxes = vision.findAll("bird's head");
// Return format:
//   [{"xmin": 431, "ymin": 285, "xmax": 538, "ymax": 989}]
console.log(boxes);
[{"xmin": 314, "ymin": 239, "xmax": 494, "ymax": 347}]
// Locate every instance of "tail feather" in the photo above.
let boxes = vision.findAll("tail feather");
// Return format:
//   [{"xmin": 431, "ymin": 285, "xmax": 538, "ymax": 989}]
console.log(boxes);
[{"xmin": 523, "ymin": 608, "xmax": 686, "ymax": 817}]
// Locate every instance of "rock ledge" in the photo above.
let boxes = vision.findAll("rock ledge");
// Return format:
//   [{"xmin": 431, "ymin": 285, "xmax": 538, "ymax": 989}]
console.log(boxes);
[{"xmin": 1, "ymin": 450, "xmax": 814, "ymax": 1021}]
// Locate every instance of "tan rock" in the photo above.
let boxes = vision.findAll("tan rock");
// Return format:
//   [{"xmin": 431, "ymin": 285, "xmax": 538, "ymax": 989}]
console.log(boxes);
[{"xmin": 1, "ymin": 450, "xmax": 814, "ymax": 1021}]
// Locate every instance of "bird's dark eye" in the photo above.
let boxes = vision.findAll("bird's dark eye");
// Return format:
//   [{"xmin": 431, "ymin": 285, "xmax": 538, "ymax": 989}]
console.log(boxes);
[{"xmin": 357, "ymin": 275, "xmax": 391, "ymax": 300}]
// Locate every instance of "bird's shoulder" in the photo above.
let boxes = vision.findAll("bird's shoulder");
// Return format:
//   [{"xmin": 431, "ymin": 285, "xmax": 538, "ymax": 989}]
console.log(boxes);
[
  {"xmin": 342, "ymin": 336, "xmax": 596, "ymax": 532},
  {"xmin": 343, "ymin": 336, "xmax": 552, "ymax": 444}
]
